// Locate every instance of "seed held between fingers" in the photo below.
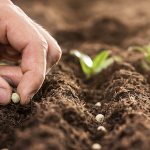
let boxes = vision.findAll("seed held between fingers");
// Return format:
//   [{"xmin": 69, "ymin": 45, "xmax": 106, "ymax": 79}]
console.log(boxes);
[{"xmin": 11, "ymin": 93, "xmax": 20, "ymax": 103}]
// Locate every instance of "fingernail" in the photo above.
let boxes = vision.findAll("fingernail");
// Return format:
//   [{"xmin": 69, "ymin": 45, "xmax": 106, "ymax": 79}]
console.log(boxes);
[
  {"xmin": 2, "ymin": 76, "xmax": 13, "ymax": 86},
  {"xmin": 0, "ymin": 88, "xmax": 11, "ymax": 105},
  {"xmin": 25, "ymin": 91, "xmax": 36, "ymax": 105}
]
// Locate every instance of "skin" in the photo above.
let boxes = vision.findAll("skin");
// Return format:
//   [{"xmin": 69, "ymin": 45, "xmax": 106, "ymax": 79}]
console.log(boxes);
[{"xmin": 0, "ymin": 0, "xmax": 62, "ymax": 105}]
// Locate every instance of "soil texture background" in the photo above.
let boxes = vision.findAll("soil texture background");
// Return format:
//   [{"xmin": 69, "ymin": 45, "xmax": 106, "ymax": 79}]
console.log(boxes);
[{"xmin": 1, "ymin": 0, "xmax": 150, "ymax": 150}]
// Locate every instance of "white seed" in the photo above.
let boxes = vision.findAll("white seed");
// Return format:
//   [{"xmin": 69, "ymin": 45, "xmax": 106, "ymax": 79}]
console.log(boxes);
[
  {"xmin": 95, "ymin": 102, "xmax": 101, "ymax": 107},
  {"xmin": 11, "ymin": 93, "xmax": 20, "ymax": 103},
  {"xmin": 92, "ymin": 143, "xmax": 102, "ymax": 150},
  {"xmin": 1, "ymin": 149, "xmax": 9, "ymax": 150},
  {"xmin": 96, "ymin": 114, "xmax": 104, "ymax": 123},
  {"xmin": 97, "ymin": 126, "xmax": 106, "ymax": 132}
]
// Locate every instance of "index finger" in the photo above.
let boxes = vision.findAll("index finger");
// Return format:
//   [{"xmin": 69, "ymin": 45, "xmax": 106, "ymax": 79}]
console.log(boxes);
[{"xmin": 0, "ymin": 4, "xmax": 48, "ymax": 105}]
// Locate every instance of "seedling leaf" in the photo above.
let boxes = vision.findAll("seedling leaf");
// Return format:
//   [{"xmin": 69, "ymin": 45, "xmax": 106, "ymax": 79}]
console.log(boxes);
[
  {"xmin": 70, "ymin": 50, "xmax": 93, "ymax": 77},
  {"xmin": 142, "ymin": 61, "xmax": 150, "ymax": 70},
  {"xmin": 114, "ymin": 56, "xmax": 123, "ymax": 61},
  {"xmin": 146, "ymin": 54, "xmax": 150, "ymax": 63},
  {"xmin": 147, "ymin": 43, "xmax": 150, "ymax": 53},
  {"xmin": 0, "ymin": 63, "xmax": 6, "ymax": 65},
  {"xmin": 79, "ymin": 59, "xmax": 92, "ymax": 77},
  {"xmin": 70, "ymin": 50, "xmax": 122, "ymax": 77},
  {"xmin": 92, "ymin": 51, "xmax": 109, "ymax": 71},
  {"xmin": 70, "ymin": 50, "xmax": 93, "ymax": 67},
  {"xmin": 128, "ymin": 46, "xmax": 146, "ymax": 53},
  {"xmin": 94, "ymin": 58, "xmax": 114, "ymax": 74}
]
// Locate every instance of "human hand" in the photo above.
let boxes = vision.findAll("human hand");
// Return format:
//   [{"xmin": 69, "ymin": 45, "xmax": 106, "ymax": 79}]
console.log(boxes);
[{"xmin": 0, "ymin": 0, "xmax": 62, "ymax": 105}]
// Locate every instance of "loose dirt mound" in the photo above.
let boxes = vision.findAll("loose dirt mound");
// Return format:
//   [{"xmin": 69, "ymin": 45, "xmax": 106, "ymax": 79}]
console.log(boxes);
[{"xmin": 1, "ymin": 0, "xmax": 150, "ymax": 149}]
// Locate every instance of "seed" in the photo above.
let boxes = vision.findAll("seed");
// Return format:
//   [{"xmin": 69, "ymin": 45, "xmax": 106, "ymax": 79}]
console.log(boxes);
[
  {"xmin": 92, "ymin": 143, "xmax": 102, "ymax": 150},
  {"xmin": 97, "ymin": 126, "xmax": 106, "ymax": 132},
  {"xmin": 11, "ymin": 93, "xmax": 20, "ymax": 103},
  {"xmin": 1, "ymin": 149, "xmax": 9, "ymax": 150},
  {"xmin": 96, "ymin": 114, "xmax": 104, "ymax": 123},
  {"xmin": 95, "ymin": 102, "xmax": 101, "ymax": 107}
]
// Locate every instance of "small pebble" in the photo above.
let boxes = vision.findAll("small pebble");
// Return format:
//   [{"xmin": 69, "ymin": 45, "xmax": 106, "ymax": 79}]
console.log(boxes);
[
  {"xmin": 97, "ymin": 126, "xmax": 106, "ymax": 132},
  {"xmin": 96, "ymin": 114, "xmax": 104, "ymax": 123},
  {"xmin": 11, "ymin": 93, "xmax": 20, "ymax": 103},
  {"xmin": 92, "ymin": 143, "xmax": 102, "ymax": 150},
  {"xmin": 95, "ymin": 102, "xmax": 101, "ymax": 107}
]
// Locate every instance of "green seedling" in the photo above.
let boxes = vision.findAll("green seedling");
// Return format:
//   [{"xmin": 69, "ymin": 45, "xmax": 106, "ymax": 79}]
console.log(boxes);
[
  {"xmin": 11, "ymin": 93, "xmax": 20, "ymax": 103},
  {"xmin": 128, "ymin": 43, "xmax": 150, "ymax": 70},
  {"xmin": 70, "ymin": 50, "xmax": 122, "ymax": 77},
  {"xmin": 0, "ymin": 63, "xmax": 6, "ymax": 65}
]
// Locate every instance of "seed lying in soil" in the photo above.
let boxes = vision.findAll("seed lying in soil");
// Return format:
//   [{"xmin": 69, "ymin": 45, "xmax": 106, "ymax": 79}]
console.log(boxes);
[
  {"xmin": 97, "ymin": 126, "xmax": 106, "ymax": 132},
  {"xmin": 95, "ymin": 102, "xmax": 101, "ymax": 107},
  {"xmin": 92, "ymin": 143, "xmax": 102, "ymax": 150},
  {"xmin": 11, "ymin": 93, "xmax": 20, "ymax": 103},
  {"xmin": 1, "ymin": 149, "xmax": 9, "ymax": 150},
  {"xmin": 96, "ymin": 114, "xmax": 104, "ymax": 123}
]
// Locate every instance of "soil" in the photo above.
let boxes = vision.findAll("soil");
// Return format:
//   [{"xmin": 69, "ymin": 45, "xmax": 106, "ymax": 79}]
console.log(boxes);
[{"xmin": 1, "ymin": 0, "xmax": 150, "ymax": 150}]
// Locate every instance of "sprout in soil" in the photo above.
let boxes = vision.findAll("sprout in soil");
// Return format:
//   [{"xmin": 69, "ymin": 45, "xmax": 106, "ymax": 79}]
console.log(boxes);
[
  {"xmin": 70, "ymin": 50, "xmax": 123, "ymax": 77},
  {"xmin": 92, "ymin": 143, "xmax": 102, "ymax": 150},
  {"xmin": 96, "ymin": 114, "xmax": 104, "ymax": 123},
  {"xmin": 128, "ymin": 43, "xmax": 150, "ymax": 70},
  {"xmin": 0, "ymin": 63, "xmax": 6, "ymax": 65},
  {"xmin": 97, "ymin": 126, "xmax": 106, "ymax": 132},
  {"xmin": 11, "ymin": 93, "xmax": 20, "ymax": 103}
]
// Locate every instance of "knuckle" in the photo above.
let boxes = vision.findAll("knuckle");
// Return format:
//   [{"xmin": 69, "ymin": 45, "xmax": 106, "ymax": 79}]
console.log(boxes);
[
  {"xmin": 47, "ymin": 45, "xmax": 62, "ymax": 70},
  {"xmin": 0, "ymin": 4, "xmax": 14, "ymax": 15},
  {"xmin": 54, "ymin": 46, "xmax": 62, "ymax": 62},
  {"xmin": 40, "ymin": 36, "xmax": 48, "ymax": 51}
]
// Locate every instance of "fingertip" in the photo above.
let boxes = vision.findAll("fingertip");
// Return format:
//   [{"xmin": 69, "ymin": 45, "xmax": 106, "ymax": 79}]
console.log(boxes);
[{"xmin": 19, "ymin": 91, "xmax": 36, "ymax": 105}]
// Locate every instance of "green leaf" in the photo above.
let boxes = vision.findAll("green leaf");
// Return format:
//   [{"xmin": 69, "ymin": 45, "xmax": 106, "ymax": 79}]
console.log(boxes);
[
  {"xmin": 146, "ymin": 54, "xmax": 150, "ymax": 63},
  {"xmin": 79, "ymin": 59, "xmax": 92, "ymax": 77},
  {"xmin": 147, "ymin": 43, "xmax": 150, "ymax": 54},
  {"xmin": 0, "ymin": 63, "xmax": 6, "ymax": 65},
  {"xmin": 70, "ymin": 50, "xmax": 93, "ymax": 67},
  {"xmin": 128, "ymin": 46, "xmax": 147, "ymax": 53},
  {"xmin": 142, "ymin": 61, "xmax": 150, "ymax": 70},
  {"xmin": 92, "ymin": 51, "xmax": 109, "ymax": 72},
  {"xmin": 70, "ymin": 50, "xmax": 93, "ymax": 77},
  {"xmin": 114, "ymin": 57, "xmax": 123, "ymax": 61},
  {"xmin": 94, "ymin": 58, "xmax": 114, "ymax": 74}
]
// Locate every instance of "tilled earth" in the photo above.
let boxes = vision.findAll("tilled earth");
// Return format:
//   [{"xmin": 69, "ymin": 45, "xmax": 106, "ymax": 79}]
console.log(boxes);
[{"xmin": 1, "ymin": 0, "xmax": 150, "ymax": 149}]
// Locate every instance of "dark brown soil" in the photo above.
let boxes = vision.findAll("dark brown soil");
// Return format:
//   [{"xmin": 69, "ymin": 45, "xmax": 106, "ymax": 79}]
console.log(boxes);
[{"xmin": 1, "ymin": 0, "xmax": 150, "ymax": 149}]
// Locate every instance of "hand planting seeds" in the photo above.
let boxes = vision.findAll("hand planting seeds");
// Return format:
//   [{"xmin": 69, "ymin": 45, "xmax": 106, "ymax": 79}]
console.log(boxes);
[
  {"xmin": 96, "ymin": 114, "xmax": 104, "ymax": 123},
  {"xmin": 95, "ymin": 102, "xmax": 101, "ymax": 107},
  {"xmin": 11, "ymin": 93, "xmax": 20, "ymax": 103},
  {"xmin": 92, "ymin": 143, "xmax": 102, "ymax": 150},
  {"xmin": 97, "ymin": 126, "xmax": 106, "ymax": 132}
]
